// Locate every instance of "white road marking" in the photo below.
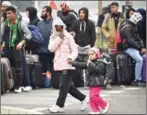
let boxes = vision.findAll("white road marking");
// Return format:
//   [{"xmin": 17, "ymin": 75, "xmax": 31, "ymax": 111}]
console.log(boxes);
[
  {"xmin": 30, "ymin": 103, "xmax": 72, "ymax": 112},
  {"xmin": 123, "ymin": 87, "xmax": 142, "ymax": 90}
]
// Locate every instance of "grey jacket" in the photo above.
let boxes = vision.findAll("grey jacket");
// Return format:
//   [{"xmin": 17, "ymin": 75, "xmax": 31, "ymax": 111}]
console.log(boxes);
[{"xmin": 1, "ymin": 20, "xmax": 32, "ymax": 43}]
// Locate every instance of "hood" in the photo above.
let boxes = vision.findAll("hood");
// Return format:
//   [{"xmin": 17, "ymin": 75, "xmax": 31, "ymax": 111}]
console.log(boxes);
[
  {"xmin": 88, "ymin": 47, "xmax": 101, "ymax": 59},
  {"xmin": 137, "ymin": 8, "xmax": 146, "ymax": 16},
  {"xmin": 52, "ymin": 17, "xmax": 66, "ymax": 32},
  {"xmin": 78, "ymin": 7, "xmax": 89, "ymax": 21},
  {"xmin": 126, "ymin": 8, "xmax": 136, "ymax": 19},
  {"xmin": 26, "ymin": 7, "xmax": 38, "ymax": 21}
]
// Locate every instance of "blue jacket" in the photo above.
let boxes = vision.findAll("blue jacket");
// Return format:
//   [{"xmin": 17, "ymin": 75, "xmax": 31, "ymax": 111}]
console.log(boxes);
[{"xmin": 37, "ymin": 18, "xmax": 53, "ymax": 53}]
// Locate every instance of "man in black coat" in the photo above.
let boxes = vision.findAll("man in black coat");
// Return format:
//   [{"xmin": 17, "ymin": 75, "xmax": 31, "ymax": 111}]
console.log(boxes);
[{"xmin": 71, "ymin": 7, "xmax": 96, "ymax": 86}]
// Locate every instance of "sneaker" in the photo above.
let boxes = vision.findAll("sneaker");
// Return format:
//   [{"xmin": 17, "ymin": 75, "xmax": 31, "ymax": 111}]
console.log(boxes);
[
  {"xmin": 22, "ymin": 86, "xmax": 32, "ymax": 92},
  {"xmin": 133, "ymin": 81, "xmax": 146, "ymax": 87},
  {"xmin": 81, "ymin": 97, "xmax": 88, "ymax": 111},
  {"xmin": 48, "ymin": 105, "xmax": 64, "ymax": 113},
  {"xmin": 105, "ymin": 84, "xmax": 112, "ymax": 90},
  {"xmin": 100, "ymin": 102, "xmax": 109, "ymax": 114},
  {"xmin": 14, "ymin": 87, "xmax": 22, "ymax": 93},
  {"xmin": 89, "ymin": 111, "xmax": 100, "ymax": 114}
]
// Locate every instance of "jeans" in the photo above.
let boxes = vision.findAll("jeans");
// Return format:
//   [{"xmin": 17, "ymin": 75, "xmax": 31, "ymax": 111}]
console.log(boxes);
[
  {"xmin": 22, "ymin": 56, "xmax": 31, "ymax": 87},
  {"xmin": 56, "ymin": 70, "xmax": 86, "ymax": 108},
  {"xmin": 89, "ymin": 87, "xmax": 107, "ymax": 112},
  {"xmin": 124, "ymin": 48, "xmax": 143, "ymax": 81}
]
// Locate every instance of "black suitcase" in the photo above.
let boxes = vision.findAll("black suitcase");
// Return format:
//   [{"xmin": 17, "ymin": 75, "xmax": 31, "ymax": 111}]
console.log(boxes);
[
  {"xmin": 116, "ymin": 53, "xmax": 134, "ymax": 85},
  {"xmin": 1, "ymin": 63, "xmax": 5, "ymax": 95},
  {"xmin": 26, "ymin": 55, "xmax": 42, "ymax": 89},
  {"xmin": 51, "ymin": 71, "xmax": 60, "ymax": 89},
  {"xmin": 110, "ymin": 54, "xmax": 118, "ymax": 84},
  {"xmin": 30, "ymin": 62, "xmax": 43, "ymax": 88}
]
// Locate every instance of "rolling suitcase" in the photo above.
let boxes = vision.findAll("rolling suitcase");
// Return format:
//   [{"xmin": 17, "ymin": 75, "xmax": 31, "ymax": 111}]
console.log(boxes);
[
  {"xmin": 1, "ymin": 63, "xmax": 5, "ymax": 95},
  {"xmin": 142, "ymin": 54, "xmax": 146, "ymax": 83},
  {"xmin": 25, "ymin": 53, "xmax": 43, "ymax": 88},
  {"xmin": 1, "ymin": 58, "xmax": 14, "ymax": 91},
  {"xmin": 116, "ymin": 53, "xmax": 134, "ymax": 85}
]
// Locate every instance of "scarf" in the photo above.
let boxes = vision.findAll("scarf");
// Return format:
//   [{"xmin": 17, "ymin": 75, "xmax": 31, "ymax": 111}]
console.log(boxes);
[{"xmin": 6, "ymin": 17, "xmax": 18, "ymax": 47}]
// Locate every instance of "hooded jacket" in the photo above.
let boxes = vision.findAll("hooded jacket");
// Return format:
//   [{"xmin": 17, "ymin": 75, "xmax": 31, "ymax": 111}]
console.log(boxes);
[
  {"xmin": 57, "ymin": 9, "xmax": 78, "ymax": 32},
  {"xmin": 26, "ymin": 7, "xmax": 40, "ymax": 26},
  {"xmin": 48, "ymin": 17, "xmax": 78, "ymax": 71},
  {"xmin": 71, "ymin": 7, "xmax": 96, "ymax": 47},
  {"xmin": 120, "ymin": 20, "xmax": 144, "ymax": 51},
  {"xmin": 72, "ymin": 58, "xmax": 105, "ymax": 87}
]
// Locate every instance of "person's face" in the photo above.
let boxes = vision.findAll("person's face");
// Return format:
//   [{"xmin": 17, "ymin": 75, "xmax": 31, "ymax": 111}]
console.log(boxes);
[
  {"xmin": 79, "ymin": 10, "xmax": 85, "ymax": 20},
  {"xmin": 26, "ymin": 10, "xmax": 29, "ymax": 18},
  {"xmin": 88, "ymin": 51, "xmax": 97, "ymax": 61},
  {"xmin": 41, "ymin": 8, "xmax": 48, "ymax": 19},
  {"xmin": 61, "ymin": 4, "xmax": 69, "ymax": 13},
  {"xmin": 111, "ymin": 5, "xmax": 118, "ymax": 14},
  {"xmin": 129, "ymin": 10, "xmax": 135, "ymax": 18},
  {"xmin": 55, "ymin": 25, "xmax": 63, "ymax": 32},
  {"xmin": 6, "ymin": 10, "xmax": 16, "ymax": 21},
  {"xmin": 1, "ymin": 4, "xmax": 8, "ymax": 12}
]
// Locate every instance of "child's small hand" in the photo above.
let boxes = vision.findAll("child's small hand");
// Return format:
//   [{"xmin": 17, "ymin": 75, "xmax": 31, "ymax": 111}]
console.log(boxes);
[
  {"xmin": 87, "ymin": 60, "xmax": 91, "ymax": 66},
  {"xmin": 67, "ymin": 58, "xmax": 72, "ymax": 64}
]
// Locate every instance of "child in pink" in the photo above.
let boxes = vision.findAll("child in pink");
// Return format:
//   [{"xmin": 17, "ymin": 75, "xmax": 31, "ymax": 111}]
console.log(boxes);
[{"xmin": 72, "ymin": 47, "xmax": 109, "ymax": 114}]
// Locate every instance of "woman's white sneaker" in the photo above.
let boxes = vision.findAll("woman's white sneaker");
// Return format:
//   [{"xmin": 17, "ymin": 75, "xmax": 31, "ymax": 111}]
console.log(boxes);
[
  {"xmin": 81, "ymin": 97, "xmax": 88, "ymax": 111},
  {"xmin": 48, "ymin": 105, "xmax": 64, "ymax": 113}
]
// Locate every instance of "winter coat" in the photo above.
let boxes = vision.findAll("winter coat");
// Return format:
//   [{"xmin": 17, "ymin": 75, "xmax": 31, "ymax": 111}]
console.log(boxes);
[
  {"xmin": 71, "ymin": 7, "xmax": 96, "ymax": 47},
  {"xmin": 37, "ymin": 18, "xmax": 53, "ymax": 54},
  {"xmin": 57, "ymin": 10, "xmax": 78, "ymax": 32},
  {"xmin": 102, "ymin": 12, "xmax": 124, "ymax": 48},
  {"xmin": 72, "ymin": 59, "xmax": 105, "ymax": 87},
  {"xmin": 48, "ymin": 17, "xmax": 78, "ymax": 71},
  {"xmin": 120, "ymin": 20, "xmax": 144, "ymax": 51}
]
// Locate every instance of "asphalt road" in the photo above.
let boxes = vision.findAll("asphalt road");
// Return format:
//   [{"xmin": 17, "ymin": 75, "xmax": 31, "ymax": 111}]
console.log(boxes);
[{"xmin": 1, "ymin": 86, "xmax": 146, "ymax": 114}]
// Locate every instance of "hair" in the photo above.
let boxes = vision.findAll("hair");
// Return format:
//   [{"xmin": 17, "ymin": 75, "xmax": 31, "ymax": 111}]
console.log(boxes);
[
  {"xmin": 110, "ymin": 2, "xmax": 119, "ymax": 7},
  {"xmin": 126, "ymin": 8, "xmax": 136, "ymax": 19},
  {"xmin": 6, "ymin": 6, "xmax": 16, "ymax": 13},
  {"xmin": 43, "ymin": 6, "xmax": 52, "ymax": 15},
  {"xmin": 26, "ymin": 7, "xmax": 37, "ymax": 15}
]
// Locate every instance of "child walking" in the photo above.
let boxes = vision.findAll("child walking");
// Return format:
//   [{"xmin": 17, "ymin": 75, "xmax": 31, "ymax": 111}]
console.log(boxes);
[
  {"xmin": 48, "ymin": 17, "xmax": 87, "ymax": 113},
  {"xmin": 71, "ymin": 47, "xmax": 109, "ymax": 114}
]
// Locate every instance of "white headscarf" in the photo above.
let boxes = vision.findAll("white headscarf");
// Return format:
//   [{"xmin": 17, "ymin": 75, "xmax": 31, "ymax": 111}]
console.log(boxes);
[
  {"xmin": 2, "ymin": 1, "xmax": 11, "ymax": 6},
  {"xmin": 129, "ymin": 12, "xmax": 142, "ymax": 24}
]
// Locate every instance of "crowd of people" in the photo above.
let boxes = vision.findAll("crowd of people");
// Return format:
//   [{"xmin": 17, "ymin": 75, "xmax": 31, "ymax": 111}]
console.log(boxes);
[{"xmin": 0, "ymin": 1, "xmax": 146, "ymax": 114}]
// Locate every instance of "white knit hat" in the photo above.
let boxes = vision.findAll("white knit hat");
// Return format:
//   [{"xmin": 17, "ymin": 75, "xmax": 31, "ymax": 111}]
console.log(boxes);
[
  {"xmin": 2, "ymin": 1, "xmax": 11, "ymax": 6},
  {"xmin": 129, "ymin": 12, "xmax": 142, "ymax": 24}
]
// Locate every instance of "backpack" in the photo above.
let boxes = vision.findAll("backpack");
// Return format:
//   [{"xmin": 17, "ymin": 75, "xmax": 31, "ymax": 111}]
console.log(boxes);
[
  {"xmin": 115, "ymin": 21, "xmax": 131, "ymax": 51},
  {"xmin": 18, "ymin": 21, "xmax": 43, "ymax": 51}
]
